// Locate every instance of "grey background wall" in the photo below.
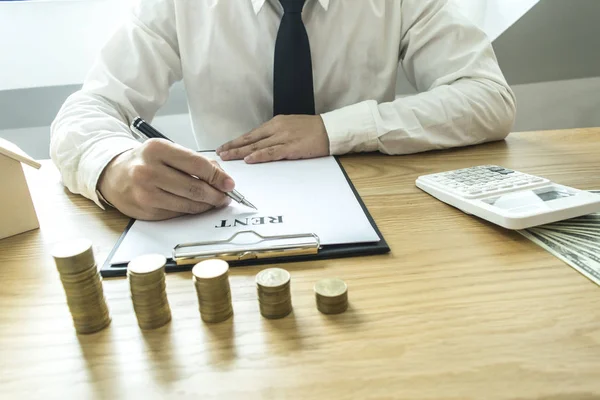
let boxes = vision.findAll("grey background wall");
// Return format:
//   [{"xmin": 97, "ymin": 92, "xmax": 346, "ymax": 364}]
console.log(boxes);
[
  {"xmin": 492, "ymin": 0, "xmax": 600, "ymax": 133},
  {"xmin": 1, "ymin": 0, "xmax": 599, "ymax": 159},
  {"xmin": 493, "ymin": 0, "xmax": 600, "ymax": 85}
]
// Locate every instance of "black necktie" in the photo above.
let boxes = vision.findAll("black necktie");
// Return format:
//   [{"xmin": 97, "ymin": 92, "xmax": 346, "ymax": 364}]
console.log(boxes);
[{"xmin": 273, "ymin": 0, "xmax": 315, "ymax": 116}]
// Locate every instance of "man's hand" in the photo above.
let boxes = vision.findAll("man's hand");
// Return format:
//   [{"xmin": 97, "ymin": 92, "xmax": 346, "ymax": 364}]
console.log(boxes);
[
  {"xmin": 98, "ymin": 139, "xmax": 235, "ymax": 221},
  {"xmin": 216, "ymin": 115, "xmax": 330, "ymax": 163}
]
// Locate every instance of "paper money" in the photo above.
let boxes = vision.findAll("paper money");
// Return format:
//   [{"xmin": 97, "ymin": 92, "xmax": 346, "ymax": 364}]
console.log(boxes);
[{"xmin": 518, "ymin": 190, "xmax": 600, "ymax": 286}]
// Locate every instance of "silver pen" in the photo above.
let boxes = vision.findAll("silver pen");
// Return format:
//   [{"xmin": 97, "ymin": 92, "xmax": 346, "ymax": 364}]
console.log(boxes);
[
  {"xmin": 227, "ymin": 189, "xmax": 257, "ymax": 210},
  {"xmin": 131, "ymin": 117, "xmax": 258, "ymax": 210}
]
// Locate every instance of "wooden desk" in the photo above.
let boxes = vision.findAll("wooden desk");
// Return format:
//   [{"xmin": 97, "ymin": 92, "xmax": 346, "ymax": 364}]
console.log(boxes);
[{"xmin": 1, "ymin": 128, "xmax": 600, "ymax": 399}]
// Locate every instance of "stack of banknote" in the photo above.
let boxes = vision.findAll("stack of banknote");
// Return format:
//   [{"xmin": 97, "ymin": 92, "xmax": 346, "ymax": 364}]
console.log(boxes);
[{"xmin": 519, "ymin": 191, "xmax": 600, "ymax": 286}]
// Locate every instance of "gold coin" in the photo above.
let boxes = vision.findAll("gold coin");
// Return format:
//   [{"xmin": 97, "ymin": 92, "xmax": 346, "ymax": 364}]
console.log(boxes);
[
  {"xmin": 137, "ymin": 312, "xmax": 171, "ymax": 330},
  {"xmin": 259, "ymin": 306, "xmax": 292, "ymax": 319},
  {"xmin": 201, "ymin": 310, "xmax": 233, "ymax": 324},
  {"xmin": 128, "ymin": 254, "xmax": 167, "ymax": 275},
  {"xmin": 59, "ymin": 264, "xmax": 98, "ymax": 283},
  {"xmin": 74, "ymin": 317, "xmax": 111, "ymax": 334},
  {"xmin": 194, "ymin": 279, "xmax": 230, "ymax": 290},
  {"xmin": 130, "ymin": 280, "xmax": 166, "ymax": 295},
  {"xmin": 134, "ymin": 298, "xmax": 169, "ymax": 306},
  {"xmin": 72, "ymin": 306, "xmax": 110, "ymax": 318},
  {"xmin": 258, "ymin": 290, "xmax": 291, "ymax": 304},
  {"xmin": 192, "ymin": 260, "xmax": 232, "ymax": 324},
  {"xmin": 200, "ymin": 298, "xmax": 232, "ymax": 311},
  {"xmin": 69, "ymin": 305, "xmax": 110, "ymax": 318},
  {"xmin": 133, "ymin": 303, "xmax": 171, "ymax": 317},
  {"xmin": 51, "ymin": 239, "xmax": 95, "ymax": 274},
  {"xmin": 256, "ymin": 268, "xmax": 290, "ymax": 289},
  {"xmin": 315, "ymin": 294, "xmax": 348, "ymax": 307},
  {"xmin": 314, "ymin": 278, "xmax": 347, "ymax": 298},
  {"xmin": 316, "ymin": 302, "xmax": 348, "ymax": 315},
  {"xmin": 192, "ymin": 259, "xmax": 229, "ymax": 280}
]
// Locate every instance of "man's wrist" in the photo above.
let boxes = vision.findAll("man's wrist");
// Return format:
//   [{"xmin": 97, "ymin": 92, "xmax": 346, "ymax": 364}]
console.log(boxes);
[
  {"xmin": 320, "ymin": 100, "xmax": 378, "ymax": 154},
  {"xmin": 94, "ymin": 148, "xmax": 132, "ymax": 210},
  {"xmin": 95, "ymin": 189, "xmax": 114, "ymax": 208},
  {"xmin": 80, "ymin": 137, "xmax": 139, "ymax": 209}
]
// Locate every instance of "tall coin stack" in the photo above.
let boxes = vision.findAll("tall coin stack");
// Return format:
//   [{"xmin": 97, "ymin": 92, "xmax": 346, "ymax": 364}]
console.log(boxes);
[
  {"xmin": 192, "ymin": 259, "xmax": 233, "ymax": 323},
  {"xmin": 51, "ymin": 239, "xmax": 111, "ymax": 334},
  {"xmin": 127, "ymin": 254, "xmax": 172, "ymax": 330},
  {"xmin": 314, "ymin": 278, "xmax": 348, "ymax": 315},
  {"xmin": 256, "ymin": 268, "xmax": 292, "ymax": 319}
]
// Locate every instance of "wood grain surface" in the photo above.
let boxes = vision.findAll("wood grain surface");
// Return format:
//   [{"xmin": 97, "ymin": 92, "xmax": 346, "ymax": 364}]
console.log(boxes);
[{"xmin": 1, "ymin": 129, "xmax": 599, "ymax": 400}]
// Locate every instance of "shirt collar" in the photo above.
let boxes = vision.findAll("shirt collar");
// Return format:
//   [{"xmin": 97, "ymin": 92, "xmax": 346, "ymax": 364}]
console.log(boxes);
[{"xmin": 251, "ymin": 0, "xmax": 329, "ymax": 15}]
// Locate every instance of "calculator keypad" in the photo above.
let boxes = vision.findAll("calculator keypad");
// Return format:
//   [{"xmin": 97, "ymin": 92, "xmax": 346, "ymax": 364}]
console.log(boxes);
[{"xmin": 422, "ymin": 165, "xmax": 549, "ymax": 199}]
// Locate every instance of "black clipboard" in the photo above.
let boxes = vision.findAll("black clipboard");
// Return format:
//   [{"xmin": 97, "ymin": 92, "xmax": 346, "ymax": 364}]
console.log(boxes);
[{"xmin": 101, "ymin": 157, "xmax": 390, "ymax": 277}]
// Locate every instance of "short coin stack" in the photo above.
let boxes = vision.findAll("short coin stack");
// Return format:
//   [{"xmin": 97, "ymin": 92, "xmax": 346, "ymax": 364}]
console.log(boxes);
[
  {"xmin": 192, "ymin": 259, "xmax": 233, "ymax": 323},
  {"xmin": 256, "ymin": 268, "xmax": 292, "ymax": 319},
  {"xmin": 51, "ymin": 239, "xmax": 111, "ymax": 334},
  {"xmin": 314, "ymin": 278, "xmax": 348, "ymax": 315},
  {"xmin": 128, "ymin": 254, "xmax": 171, "ymax": 330}
]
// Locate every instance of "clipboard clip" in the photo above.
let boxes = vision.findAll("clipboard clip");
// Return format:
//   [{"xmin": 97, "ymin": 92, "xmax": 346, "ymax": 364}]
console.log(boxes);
[{"xmin": 172, "ymin": 230, "xmax": 321, "ymax": 266}]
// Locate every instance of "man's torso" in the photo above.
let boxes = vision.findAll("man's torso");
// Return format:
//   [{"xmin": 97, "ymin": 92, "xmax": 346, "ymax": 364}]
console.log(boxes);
[{"xmin": 171, "ymin": 0, "xmax": 403, "ymax": 149}]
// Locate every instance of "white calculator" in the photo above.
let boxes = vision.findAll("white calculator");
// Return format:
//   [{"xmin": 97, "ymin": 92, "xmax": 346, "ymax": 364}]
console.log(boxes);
[{"xmin": 416, "ymin": 165, "xmax": 600, "ymax": 230}]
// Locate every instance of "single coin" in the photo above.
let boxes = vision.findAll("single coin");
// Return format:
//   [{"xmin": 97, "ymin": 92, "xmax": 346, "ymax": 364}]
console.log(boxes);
[
  {"xmin": 257, "ymin": 290, "xmax": 291, "ymax": 303},
  {"xmin": 259, "ymin": 304, "xmax": 292, "ymax": 320},
  {"xmin": 51, "ymin": 239, "xmax": 95, "ymax": 273},
  {"xmin": 201, "ymin": 309, "xmax": 233, "ymax": 324},
  {"xmin": 193, "ymin": 278, "xmax": 230, "ymax": 290},
  {"xmin": 192, "ymin": 259, "xmax": 229, "ymax": 280},
  {"xmin": 51, "ymin": 238, "xmax": 93, "ymax": 260},
  {"xmin": 316, "ymin": 302, "xmax": 348, "ymax": 315},
  {"xmin": 314, "ymin": 278, "xmax": 347, "ymax": 298},
  {"xmin": 74, "ymin": 317, "xmax": 112, "ymax": 335},
  {"xmin": 128, "ymin": 254, "xmax": 167, "ymax": 275},
  {"xmin": 256, "ymin": 268, "xmax": 291, "ymax": 288},
  {"xmin": 59, "ymin": 264, "xmax": 98, "ymax": 283}
]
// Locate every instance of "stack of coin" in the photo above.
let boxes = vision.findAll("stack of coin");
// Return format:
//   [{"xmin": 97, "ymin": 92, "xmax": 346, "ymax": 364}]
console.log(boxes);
[
  {"xmin": 127, "ymin": 254, "xmax": 171, "ymax": 330},
  {"xmin": 314, "ymin": 278, "xmax": 348, "ymax": 315},
  {"xmin": 51, "ymin": 239, "xmax": 111, "ymax": 334},
  {"xmin": 256, "ymin": 268, "xmax": 292, "ymax": 319},
  {"xmin": 192, "ymin": 259, "xmax": 233, "ymax": 323}
]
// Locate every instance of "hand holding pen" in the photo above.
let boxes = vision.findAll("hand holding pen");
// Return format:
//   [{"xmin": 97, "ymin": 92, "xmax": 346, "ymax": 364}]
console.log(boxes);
[
  {"xmin": 131, "ymin": 117, "xmax": 256, "ymax": 210},
  {"xmin": 96, "ymin": 118, "xmax": 256, "ymax": 221}
]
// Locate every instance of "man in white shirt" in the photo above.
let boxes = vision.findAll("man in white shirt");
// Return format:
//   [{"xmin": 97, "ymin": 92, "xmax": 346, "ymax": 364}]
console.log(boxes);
[{"xmin": 50, "ymin": 0, "xmax": 516, "ymax": 221}]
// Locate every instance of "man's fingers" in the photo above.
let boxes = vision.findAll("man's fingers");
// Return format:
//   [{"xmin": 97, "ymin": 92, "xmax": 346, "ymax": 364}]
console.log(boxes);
[
  {"xmin": 155, "ymin": 165, "xmax": 231, "ymax": 207},
  {"xmin": 142, "ymin": 139, "xmax": 235, "ymax": 192},
  {"xmin": 141, "ymin": 209, "xmax": 185, "ymax": 222},
  {"xmin": 210, "ymin": 160, "xmax": 223, "ymax": 170},
  {"xmin": 219, "ymin": 137, "xmax": 278, "ymax": 161},
  {"xmin": 216, "ymin": 125, "xmax": 273, "ymax": 154},
  {"xmin": 244, "ymin": 145, "xmax": 287, "ymax": 164},
  {"xmin": 149, "ymin": 189, "xmax": 215, "ymax": 215}
]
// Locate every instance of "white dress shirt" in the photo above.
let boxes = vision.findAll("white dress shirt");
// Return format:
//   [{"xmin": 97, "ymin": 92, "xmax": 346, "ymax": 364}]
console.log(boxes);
[{"xmin": 50, "ymin": 0, "xmax": 516, "ymax": 207}]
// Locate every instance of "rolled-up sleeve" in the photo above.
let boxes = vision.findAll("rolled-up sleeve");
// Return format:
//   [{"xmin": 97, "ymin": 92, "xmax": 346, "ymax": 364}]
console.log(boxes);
[
  {"xmin": 50, "ymin": 0, "xmax": 182, "ymax": 207},
  {"xmin": 321, "ymin": 0, "xmax": 516, "ymax": 155}
]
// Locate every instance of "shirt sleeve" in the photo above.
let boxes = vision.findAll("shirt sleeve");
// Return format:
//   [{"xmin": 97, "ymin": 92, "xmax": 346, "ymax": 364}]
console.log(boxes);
[
  {"xmin": 321, "ymin": 0, "xmax": 517, "ymax": 156},
  {"xmin": 50, "ymin": 0, "xmax": 182, "ymax": 207}
]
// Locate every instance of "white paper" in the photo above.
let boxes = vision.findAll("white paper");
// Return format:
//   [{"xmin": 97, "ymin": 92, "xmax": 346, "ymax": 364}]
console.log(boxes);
[{"xmin": 110, "ymin": 155, "xmax": 380, "ymax": 264}]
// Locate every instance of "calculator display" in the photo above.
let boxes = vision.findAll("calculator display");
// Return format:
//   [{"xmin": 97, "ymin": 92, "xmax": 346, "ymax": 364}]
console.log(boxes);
[
  {"xmin": 482, "ymin": 187, "xmax": 575, "ymax": 210},
  {"xmin": 535, "ymin": 190, "xmax": 574, "ymax": 202}
]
